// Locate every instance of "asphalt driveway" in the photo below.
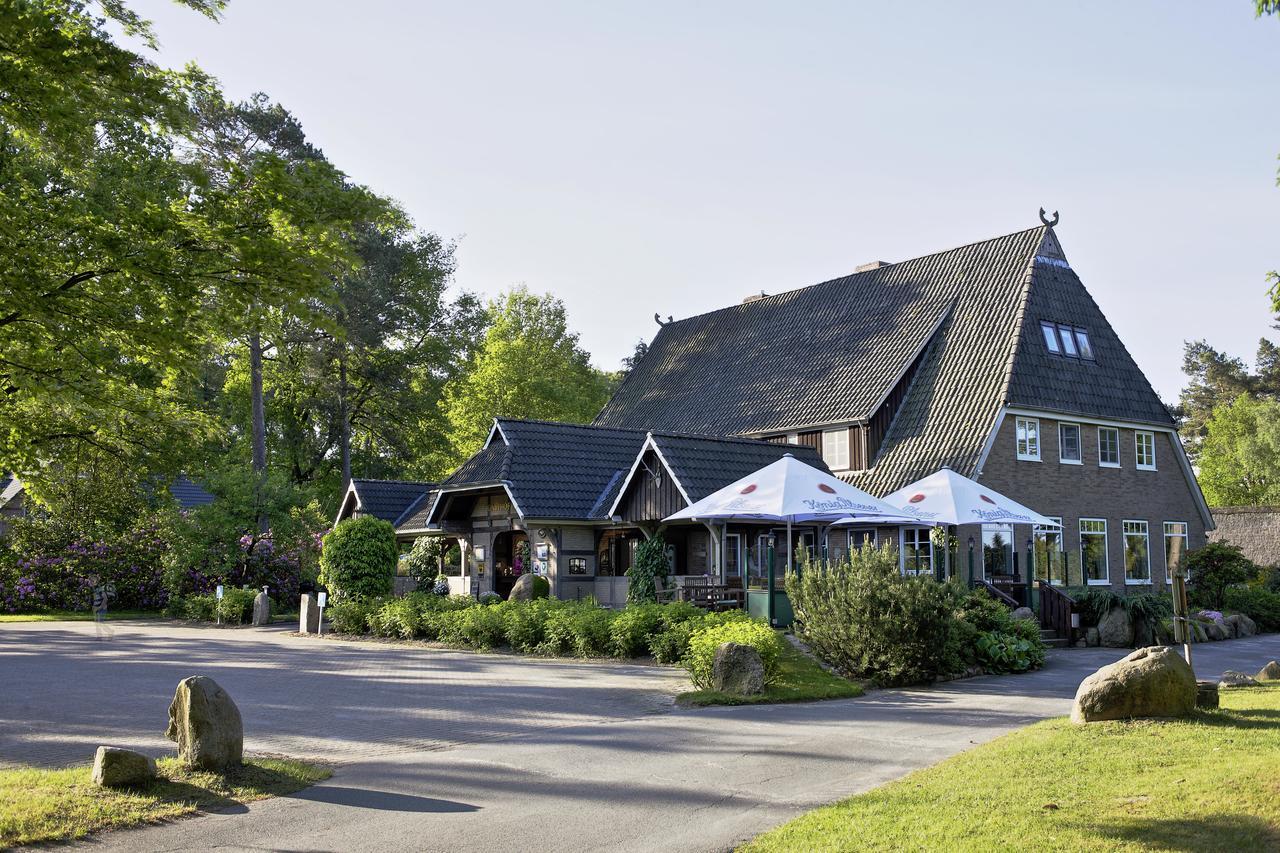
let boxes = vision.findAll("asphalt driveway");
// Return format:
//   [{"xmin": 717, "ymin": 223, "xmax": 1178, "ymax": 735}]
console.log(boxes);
[{"xmin": 2, "ymin": 620, "xmax": 1277, "ymax": 852}]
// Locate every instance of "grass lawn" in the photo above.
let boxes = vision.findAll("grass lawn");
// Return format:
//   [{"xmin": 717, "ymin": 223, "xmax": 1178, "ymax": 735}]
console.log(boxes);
[
  {"xmin": 0, "ymin": 610, "xmax": 161, "ymax": 623},
  {"xmin": 679, "ymin": 640, "xmax": 864, "ymax": 706},
  {"xmin": 0, "ymin": 756, "xmax": 330, "ymax": 847},
  {"xmin": 742, "ymin": 684, "xmax": 1280, "ymax": 852}
]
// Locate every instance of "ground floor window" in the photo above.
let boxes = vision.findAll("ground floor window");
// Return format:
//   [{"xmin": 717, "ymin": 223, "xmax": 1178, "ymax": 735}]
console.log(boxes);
[
  {"xmin": 596, "ymin": 530, "xmax": 641, "ymax": 577},
  {"xmin": 848, "ymin": 528, "xmax": 876, "ymax": 552},
  {"xmin": 724, "ymin": 533, "xmax": 743, "ymax": 577},
  {"xmin": 1033, "ymin": 518, "xmax": 1063, "ymax": 585},
  {"xmin": 1123, "ymin": 520, "xmax": 1150, "ymax": 583},
  {"xmin": 983, "ymin": 524, "xmax": 1013, "ymax": 578},
  {"xmin": 1164, "ymin": 521, "xmax": 1189, "ymax": 583},
  {"xmin": 1080, "ymin": 518, "xmax": 1108, "ymax": 584},
  {"xmin": 903, "ymin": 528, "xmax": 932, "ymax": 576}
]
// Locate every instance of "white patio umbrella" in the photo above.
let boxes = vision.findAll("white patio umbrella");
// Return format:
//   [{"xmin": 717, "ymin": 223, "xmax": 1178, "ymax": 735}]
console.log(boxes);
[
  {"xmin": 876, "ymin": 467, "xmax": 1062, "ymax": 528},
  {"xmin": 663, "ymin": 453, "xmax": 908, "ymax": 574}
]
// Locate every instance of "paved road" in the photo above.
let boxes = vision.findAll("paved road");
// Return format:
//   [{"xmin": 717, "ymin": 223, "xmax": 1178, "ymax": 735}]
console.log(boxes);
[{"xmin": 2, "ymin": 621, "xmax": 1277, "ymax": 852}]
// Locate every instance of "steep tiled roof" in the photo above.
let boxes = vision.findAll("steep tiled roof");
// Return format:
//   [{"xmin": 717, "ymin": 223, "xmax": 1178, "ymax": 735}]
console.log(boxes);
[
  {"xmin": 1208, "ymin": 506, "xmax": 1280, "ymax": 568},
  {"xmin": 650, "ymin": 434, "xmax": 827, "ymax": 502},
  {"xmin": 349, "ymin": 478, "xmax": 435, "ymax": 524},
  {"xmin": 395, "ymin": 489, "xmax": 440, "ymax": 532}
]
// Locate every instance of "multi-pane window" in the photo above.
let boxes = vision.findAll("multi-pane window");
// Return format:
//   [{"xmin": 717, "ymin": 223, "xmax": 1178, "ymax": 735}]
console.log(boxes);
[
  {"xmin": 848, "ymin": 529, "xmax": 876, "ymax": 552},
  {"xmin": 1164, "ymin": 522, "xmax": 1189, "ymax": 584},
  {"xmin": 1123, "ymin": 520, "xmax": 1150, "ymax": 584},
  {"xmin": 724, "ymin": 534, "xmax": 743, "ymax": 577},
  {"xmin": 1034, "ymin": 518, "xmax": 1064, "ymax": 585},
  {"xmin": 902, "ymin": 528, "xmax": 932, "ymax": 576},
  {"xmin": 1059, "ymin": 423, "xmax": 1082, "ymax": 464},
  {"xmin": 1016, "ymin": 417, "xmax": 1040, "ymax": 461},
  {"xmin": 1041, "ymin": 321, "xmax": 1061, "ymax": 353},
  {"xmin": 822, "ymin": 428, "xmax": 850, "ymax": 470},
  {"xmin": 1135, "ymin": 431, "xmax": 1156, "ymax": 470},
  {"xmin": 1098, "ymin": 427, "xmax": 1120, "ymax": 467},
  {"xmin": 983, "ymin": 524, "xmax": 1014, "ymax": 578},
  {"xmin": 1058, "ymin": 324, "xmax": 1079, "ymax": 356},
  {"xmin": 1080, "ymin": 519, "xmax": 1109, "ymax": 584},
  {"xmin": 1074, "ymin": 329, "xmax": 1094, "ymax": 359}
]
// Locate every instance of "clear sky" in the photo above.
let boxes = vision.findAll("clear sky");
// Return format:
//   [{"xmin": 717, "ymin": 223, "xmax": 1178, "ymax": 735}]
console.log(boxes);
[{"xmin": 129, "ymin": 0, "xmax": 1279, "ymax": 401}]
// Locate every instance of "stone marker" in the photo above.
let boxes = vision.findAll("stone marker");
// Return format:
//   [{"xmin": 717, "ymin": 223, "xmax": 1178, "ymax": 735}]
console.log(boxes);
[
  {"xmin": 91, "ymin": 746, "xmax": 156, "ymax": 788},
  {"xmin": 507, "ymin": 573, "xmax": 547, "ymax": 602},
  {"xmin": 1071, "ymin": 646, "xmax": 1196, "ymax": 724},
  {"xmin": 1195, "ymin": 680, "xmax": 1219, "ymax": 710},
  {"xmin": 1097, "ymin": 607, "xmax": 1134, "ymax": 648},
  {"xmin": 251, "ymin": 587, "xmax": 271, "ymax": 626},
  {"xmin": 1223, "ymin": 613, "xmax": 1257, "ymax": 639},
  {"xmin": 299, "ymin": 593, "xmax": 320, "ymax": 634},
  {"xmin": 1258, "ymin": 660, "xmax": 1280, "ymax": 681},
  {"xmin": 1219, "ymin": 670, "xmax": 1259, "ymax": 688},
  {"xmin": 165, "ymin": 676, "xmax": 244, "ymax": 770},
  {"xmin": 711, "ymin": 642, "xmax": 765, "ymax": 695},
  {"xmin": 1010, "ymin": 607, "xmax": 1034, "ymax": 622}
]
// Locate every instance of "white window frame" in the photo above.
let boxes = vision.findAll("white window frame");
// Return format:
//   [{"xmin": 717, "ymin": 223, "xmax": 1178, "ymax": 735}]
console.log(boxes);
[
  {"xmin": 1122, "ymin": 520, "xmax": 1151, "ymax": 585},
  {"xmin": 1135, "ymin": 431, "xmax": 1156, "ymax": 470},
  {"xmin": 1016, "ymin": 417, "xmax": 1041, "ymax": 461},
  {"xmin": 1033, "ymin": 517, "xmax": 1064, "ymax": 585},
  {"xmin": 847, "ymin": 528, "xmax": 876, "ymax": 552},
  {"xmin": 822, "ymin": 428, "xmax": 850, "ymax": 471},
  {"xmin": 1097, "ymin": 426, "xmax": 1120, "ymax": 468},
  {"xmin": 1058, "ymin": 422, "xmax": 1082, "ymax": 465},
  {"xmin": 1080, "ymin": 518, "xmax": 1109, "ymax": 585},
  {"xmin": 901, "ymin": 527, "xmax": 932, "ymax": 577},
  {"xmin": 1164, "ymin": 521, "xmax": 1189, "ymax": 585},
  {"xmin": 786, "ymin": 432, "xmax": 799, "ymax": 445}
]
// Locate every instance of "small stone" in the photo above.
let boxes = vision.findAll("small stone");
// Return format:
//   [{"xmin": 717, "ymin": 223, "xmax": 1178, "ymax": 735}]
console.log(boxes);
[
  {"xmin": 165, "ymin": 676, "xmax": 244, "ymax": 770},
  {"xmin": 1010, "ymin": 607, "xmax": 1035, "ymax": 622},
  {"xmin": 1085, "ymin": 627, "xmax": 1101, "ymax": 647},
  {"xmin": 91, "ymin": 746, "xmax": 156, "ymax": 788},
  {"xmin": 1071, "ymin": 646, "xmax": 1196, "ymax": 723},
  {"xmin": 1195, "ymin": 680, "xmax": 1219, "ymax": 709},
  {"xmin": 1257, "ymin": 661, "xmax": 1280, "ymax": 681},
  {"xmin": 252, "ymin": 588, "xmax": 271, "ymax": 627},
  {"xmin": 711, "ymin": 642, "xmax": 765, "ymax": 695},
  {"xmin": 1097, "ymin": 607, "xmax": 1134, "ymax": 648},
  {"xmin": 299, "ymin": 593, "xmax": 320, "ymax": 634},
  {"xmin": 1219, "ymin": 670, "xmax": 1259, "ymax": 688},
  {"xmin": 1075, "ymin": 639, "xmax": 1088, "ymax": 648}
]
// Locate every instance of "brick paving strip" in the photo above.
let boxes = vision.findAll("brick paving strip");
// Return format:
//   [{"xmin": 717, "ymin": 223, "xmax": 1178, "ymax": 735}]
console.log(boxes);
[{"xmin": 2, "ymin": 621, "xmax": 1277, "ymax": 852}]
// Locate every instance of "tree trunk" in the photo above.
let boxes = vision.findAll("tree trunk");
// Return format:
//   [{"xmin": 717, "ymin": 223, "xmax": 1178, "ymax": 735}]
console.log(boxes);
[
  {"xmin": 249, "ymin": 330, "xmax": 269, "ymax": 533},
  {"xmin": 338, "ymin": 352, "xmax": 351, "ymax": 489}
]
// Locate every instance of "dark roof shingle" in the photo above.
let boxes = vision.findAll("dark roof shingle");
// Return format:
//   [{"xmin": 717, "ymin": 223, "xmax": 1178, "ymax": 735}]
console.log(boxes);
[{"xmin": 349, "ymin": 479, "xmax": 436, "ymax": 524}]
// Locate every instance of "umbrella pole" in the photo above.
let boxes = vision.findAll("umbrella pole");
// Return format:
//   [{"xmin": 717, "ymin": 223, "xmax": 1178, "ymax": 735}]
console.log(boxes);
[{"xmin": 787, "ymin": 519, "xmax": 793, "ymax": 578}]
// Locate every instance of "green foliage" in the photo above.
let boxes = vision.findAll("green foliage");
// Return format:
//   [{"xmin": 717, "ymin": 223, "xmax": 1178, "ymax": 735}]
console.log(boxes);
[
  {"xmin": 1224, "ymin": 586, "xmax": 1280, "ymax": 632},
  {"xmin": 436, "ymin": 604, "xmax": 507, "ymax": 649},
  {"xmin": 368, "ymin": 596, "xmax": 425, "ymax": 639},
  {"xmin": 318, "ymin": 517, "xmax": 397, "ymax": 600},
  {"xmin": 1070, "ymin": 587, "xmax": 1125, "ymax": 626},
  {"xmin": 786, "ymin": 545, "xmax": 959, "ymax": 686},
  {"xmin": 626, "ymin": 536, "xmax": 670, "ymax": 604},
  {"xmin": 325, "ymin": 597, "xmax": 377, "ymax": 635},
  {"xmin": 1186, "ymin": 542, "xmax": 1257, "ymax": 609},
  {"xmin": 608, "ymin": 603, "xmax": 665, "ymax": 657},
  {"xmin": 537, "ymin": 601, "xmax": 616, "ymax": 657},
  {"xmin": 684, "ymin": 620, "xmax": 786, "ymax": 690},
  {"xmin": 216, "ymin": 588, "xmax": 257, "ymax": 624},
  {"xmin": 400, "ymin": 537, "xmax": 443, "ymax": 591},
  {"xmin": 974, "ymin": 631, "xmax": 1044, "ymax": 674},
  {"xmin": 440, "ymin": 286, "xmax": 613, "ymax": 464},
  {"xmin": 1196, "ymin": 395, "xmax": 1280, "ymax": 505}
]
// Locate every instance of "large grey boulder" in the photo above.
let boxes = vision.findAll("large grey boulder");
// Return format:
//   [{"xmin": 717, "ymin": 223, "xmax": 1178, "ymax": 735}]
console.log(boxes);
[
  {"xmin": 507, "ymin": 573, "xmax": 548, "ymax": 602},
  {"xmin": 1085, "ymin": 627, "xmax": 1101, "ymax": 647},
  {"xmin": 1010, "ymin": 607, "xmax": 1035, "ymax": 622},
  {"xmin": 1219, "ymin": 670, "xmax": 1259, "ymax": 688},
  {"xmin": 1204, "ymin": 620, "xmax": 1228, "ymax": 642},
  {"xmin": 1071, "ymin": 646, "xmax": 1196, "ymax": 724},
  {"xmin": 299, "ymin": 593, "xmax": 320, "ymax": 634},
  {"xmin": 1258, "ymin": 660, "xmax": 1280, "ymax": 681},
  {"xmin": 252, "ymin": 588, "xmax": 271, "ymax": 626},
  {"xmin": 711, "ymin": 642, "xmax": 765, "ymax": 695},
  {"xmin": 91, "ymin": 746, "xmax": 156, "ymax": 788},
  {"xmin": 1224, "ymin": 613, "xmax": 1257, "ymax": 639},
  {"xmin": 1097, "ymin": 607, "xmax": 1134, "ymax": 648},
  {"xmin": 165, "ymin": 676, "xmax": 243, "ymax": 770}
]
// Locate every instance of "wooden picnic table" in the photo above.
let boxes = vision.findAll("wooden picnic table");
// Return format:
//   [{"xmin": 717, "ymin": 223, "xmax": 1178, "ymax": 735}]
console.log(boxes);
[{"xmin": 679, "ymin": 583, "xmax": 746, "ymax": 612}]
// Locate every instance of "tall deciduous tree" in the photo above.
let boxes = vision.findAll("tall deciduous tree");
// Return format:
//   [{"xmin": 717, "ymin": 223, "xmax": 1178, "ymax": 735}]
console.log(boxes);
[
  {"xmin": 1197, "ymin": 394, "xmax": 1280, "ymax": 506},
  {"xmin": 441, "ymin": 286, "xmax": 611, "ymax": 465}
]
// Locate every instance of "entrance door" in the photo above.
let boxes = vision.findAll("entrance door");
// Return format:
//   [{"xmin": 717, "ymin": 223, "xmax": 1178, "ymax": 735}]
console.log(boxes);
[{"xmin": 492, "ymin": 530, "xmax": 527, "ymax": 599}]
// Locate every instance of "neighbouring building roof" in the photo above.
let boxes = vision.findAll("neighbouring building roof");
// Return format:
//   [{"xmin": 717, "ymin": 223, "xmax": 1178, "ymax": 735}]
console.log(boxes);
[
  {"xmin": 645, "ymin": 433, "xmax": 827, "ymax": 504},
  {"xmin": 595, "ymin": 224, "xmax": 1176, "ymax": 495},
  {"xmin": 169, "ymin": 476, "xmax": 215, "ymax": 509},
  {"xmin": 338, "ymin": 478, "xmax": 436, "ymax": 527},
  {"xmin": 1208, "ymin": 506, "xmax": 1280, "ymax": 568}
]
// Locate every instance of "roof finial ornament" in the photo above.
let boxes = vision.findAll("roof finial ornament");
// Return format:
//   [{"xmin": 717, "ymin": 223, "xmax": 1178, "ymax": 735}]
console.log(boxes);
[
  {"xmin": 654, "ymin": 313, "xmax": 673, "ymax": 326},
  {"xmin": 1039, "ymin": 207, "xmax": 1059, "ymax": 228}
]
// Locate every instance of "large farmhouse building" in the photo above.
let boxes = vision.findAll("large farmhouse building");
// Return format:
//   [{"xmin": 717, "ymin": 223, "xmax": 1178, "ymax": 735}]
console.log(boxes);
[{"xmin": 346, "ymin": 219, "xmax": 1212, "ymax": 602}]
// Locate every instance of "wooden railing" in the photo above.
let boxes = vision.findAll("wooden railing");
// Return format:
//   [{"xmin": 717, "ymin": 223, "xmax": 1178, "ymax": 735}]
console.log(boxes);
[
  {"xmin": 974, "ymin": 578, "xmax": 1020, "ymax": 609},
  {"xmin": 1038, "ymin": 581, "xmax": 1076, "ymax": 643}
]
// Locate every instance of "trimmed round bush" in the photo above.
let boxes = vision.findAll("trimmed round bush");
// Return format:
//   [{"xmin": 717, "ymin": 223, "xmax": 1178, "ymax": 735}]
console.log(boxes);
[
  {"xmin": 319, "ymin": 516, "xmax": 397, "ymax": 600},
  {"xmin": 684, "ymin": 619, "xmax": 785, "ymax": 690}
]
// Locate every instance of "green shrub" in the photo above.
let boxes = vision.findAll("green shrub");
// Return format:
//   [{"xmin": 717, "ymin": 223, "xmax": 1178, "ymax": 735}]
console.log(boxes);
[
  {"xmin": 478, "ymin": 591, "xmax": 503, "ymax": 605},
  {"xmin": 319, "ymin": 516, "xmax": 397, "ymax": 601},
  {"xmin": 216, "ymin": 587, "xmax": 256, "ymax": 624},
  {"xmin": 787, "ymin": 545, "xmax": 958, "ymax": 686},
  {"xmin": 1224, "ymin": 586, "xmax": 1280, "ymax": 632},
  {"xmin": 182, "ymin": 594, "xmax": 217, "ymax": 621},
  {"xmin": 327, "ymin": 597, "xmax": 378, "ymax": 634},
  {"xmin": 626, "ymin": 536, "xmax": 670, "ymax": 604},
  {"xmin": 538, "ymin": 601, "xmax": 616, "ymax": 657},
  {"xmin": 1070, "ymin": 587, "xmax": 1123, "ymax": 627},
  {"xmin": 1185, "ymin": 542, "xmax": 1256, "ymax": 609},
  {"xmin": 609, "ymin": 603, "xmax": 665, "ymax": 657},
  {"xmin": 526, "ymin": 575, "xmax": 550, "ymax": 600},
  {"xmin": 502, "ymin": 598, "xmax": 561, "ymax": 652},
  {"xmin": 400, "ymin": 537, "xmax": 444, "ymax": 591},
  {"xmin": 1261, "ymin": 567, "xmax": 1280, "ymax": 594},
  {"xmin": 370, "ymin": 594, "xmax": 428, "ymax": 639},
  {"xmin": 683, "ymin": 619, "xmax": 785, "ymax": 689},
  {"xmin": 437, "ymin": 603, "xmax": 507, "ymax": 649},
  {"xmin": 974, "ymin": 630, "xmax": 1044, "ymax": 674}
]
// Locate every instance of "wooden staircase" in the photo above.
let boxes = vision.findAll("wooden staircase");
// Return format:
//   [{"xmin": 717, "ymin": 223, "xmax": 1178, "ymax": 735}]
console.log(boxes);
[{"xmin": 1039, "ymin": 627, "xmax": 1071, "ymax": 649}]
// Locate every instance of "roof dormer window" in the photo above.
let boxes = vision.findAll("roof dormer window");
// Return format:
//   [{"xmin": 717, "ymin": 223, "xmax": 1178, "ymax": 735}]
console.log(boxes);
[{"xmin": 1040, "ymin": 321, "xmax": 1095, "ymax": 361}]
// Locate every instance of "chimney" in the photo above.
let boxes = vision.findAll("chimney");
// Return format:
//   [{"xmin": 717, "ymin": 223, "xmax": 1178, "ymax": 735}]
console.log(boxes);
[
  {"xmin": 855, "ymin": 260, "xmax": 891, "ymax": 273},
  {"xmin": 742, "ymin": 291, "xmax": 768, "ymax": 304}
]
